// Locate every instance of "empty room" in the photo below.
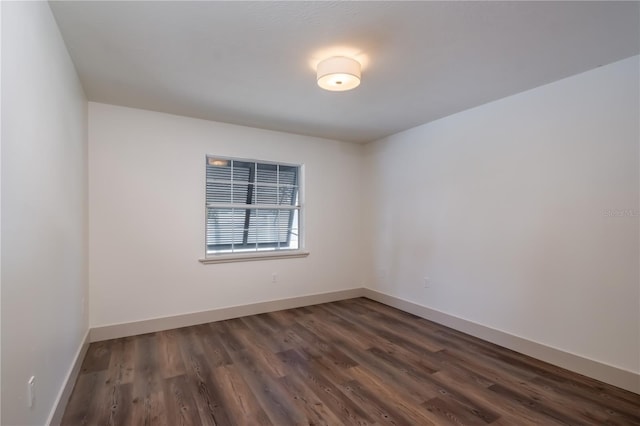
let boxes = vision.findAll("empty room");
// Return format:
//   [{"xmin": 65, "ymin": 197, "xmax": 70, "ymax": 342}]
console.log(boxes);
[{"xmin": 1, "ymin": 1, "xmax": 639, "ymax": 425}]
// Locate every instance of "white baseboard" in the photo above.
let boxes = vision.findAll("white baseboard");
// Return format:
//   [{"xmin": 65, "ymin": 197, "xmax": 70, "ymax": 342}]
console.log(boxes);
[
  {"xmin": 363, "ymin": 288, "xmax": 640, "ymax": 394},
  {"xmin": 90, "ymin": 288, "xmax": 366, "ymax": 342},
  {"xmin": 84, "ymin": 287, "xmax": 639, "ymax": 395},
  {"xmin": 46, "ymin": 329, "xmax": 90, "ymax": 426}
]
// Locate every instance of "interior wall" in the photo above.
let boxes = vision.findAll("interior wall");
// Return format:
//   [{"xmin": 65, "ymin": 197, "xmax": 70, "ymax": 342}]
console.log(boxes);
[
  {"xmin": 0, "ymin": 2, "xmax": 3, "ymax": 421},
  {"xmin": 364, "ymin": 56, "xmax": 640, "ymax": 375},
  {"xmin": 1, "ymin": 2, "xmax": 88, "ymax": 425},
  {"xmin": 88, "ymin": 102, "xmax": 366, "ymax": 328}
]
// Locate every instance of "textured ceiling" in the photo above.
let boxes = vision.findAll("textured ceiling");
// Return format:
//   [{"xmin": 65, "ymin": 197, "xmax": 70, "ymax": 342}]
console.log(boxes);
[{"xmin": 50, "ymin": 1, "xmax": 639, "ymax": 143}]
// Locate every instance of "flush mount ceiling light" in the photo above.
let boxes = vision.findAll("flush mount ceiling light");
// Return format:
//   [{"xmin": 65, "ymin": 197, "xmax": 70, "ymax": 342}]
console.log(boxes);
[{"xmin": 316, "ymin": 56, "xmax": 361, "ymax": 92}]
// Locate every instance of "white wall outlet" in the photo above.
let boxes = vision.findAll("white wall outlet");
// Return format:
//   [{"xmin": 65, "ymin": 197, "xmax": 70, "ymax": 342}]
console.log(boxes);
[
  {"xmin": 27, "ymin": 376, "xmax": 35, "ymax": 408},
  {"xmin": 272, "ymin": 273, "xmax": 277, "ymax": 283},
  {"xmin": 423, "ymin": 277, "xmax": 430, "ymax": 288}
]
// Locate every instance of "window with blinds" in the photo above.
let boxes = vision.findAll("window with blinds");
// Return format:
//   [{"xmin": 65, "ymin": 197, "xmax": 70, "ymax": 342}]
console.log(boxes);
[{"xmin": 205, "ymin": 156, "xmax": 301, "ymax": 255}]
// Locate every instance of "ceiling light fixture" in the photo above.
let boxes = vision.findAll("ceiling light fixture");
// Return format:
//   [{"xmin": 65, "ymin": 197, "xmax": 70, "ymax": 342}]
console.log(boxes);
[{"xmin": 316, "ymin": 56, "xmax": 361, "ymax": 92}]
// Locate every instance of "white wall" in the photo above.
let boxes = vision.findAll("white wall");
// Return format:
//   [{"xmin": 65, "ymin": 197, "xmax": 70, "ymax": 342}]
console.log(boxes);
[
  {"xmin": 365, "ymin": 56, "xmax": 640, "ymax": 375},
  {"xmin": 0, "ymin": 2, "xmax": 3, "ymax": 422},
  {"xmin": 89, "ymin": 103, "xmax": 366, "ymax": 327},
  {"xmin": 1, "ymin": 2, "xmax": 88, "ymax": 425}
]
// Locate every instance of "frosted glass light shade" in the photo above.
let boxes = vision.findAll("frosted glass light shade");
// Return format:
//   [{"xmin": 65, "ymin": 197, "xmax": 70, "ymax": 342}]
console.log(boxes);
[{"xmin": 316, "ymin": 56, "xmax": 361, "ymax": 91}]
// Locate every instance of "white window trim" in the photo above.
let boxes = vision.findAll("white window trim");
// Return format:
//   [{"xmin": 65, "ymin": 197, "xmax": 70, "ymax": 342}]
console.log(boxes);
[
  {"xmin": 199, "ymin": 250, "xmax": 309, "ymax": 264},
  {"xmin": 202, "ymin": 156, "xmax": 306, "ymax": 263}
]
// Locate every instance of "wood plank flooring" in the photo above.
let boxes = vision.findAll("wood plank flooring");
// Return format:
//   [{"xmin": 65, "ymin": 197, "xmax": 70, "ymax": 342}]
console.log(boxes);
[{"xmin": 62, "ymin": 298, "xmax": 640, "ymax": 425}]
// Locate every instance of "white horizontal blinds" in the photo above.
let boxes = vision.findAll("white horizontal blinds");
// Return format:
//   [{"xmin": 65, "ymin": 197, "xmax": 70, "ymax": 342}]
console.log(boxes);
[
  {"xmin": 206, "ymin": 159, "xmax": 244, "ymax": 248},
  {"xmin": 279, "ymin": 165, "xmax": 299, "ymax": 249},
  {"xmin": 206, "ymin": 157, "xmax": 300, "ymax": 254}
]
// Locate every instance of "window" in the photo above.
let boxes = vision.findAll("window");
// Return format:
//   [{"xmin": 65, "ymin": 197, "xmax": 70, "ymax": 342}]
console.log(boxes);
[{"xmin": 205, "ymin": 156, "xmax": 302, "ymax": 257}]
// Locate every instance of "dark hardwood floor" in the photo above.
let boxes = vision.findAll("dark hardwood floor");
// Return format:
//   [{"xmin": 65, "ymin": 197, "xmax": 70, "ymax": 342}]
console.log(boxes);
[{"xmin": 62, "ymin": 298, "xmax": 640, "ymax": 425}]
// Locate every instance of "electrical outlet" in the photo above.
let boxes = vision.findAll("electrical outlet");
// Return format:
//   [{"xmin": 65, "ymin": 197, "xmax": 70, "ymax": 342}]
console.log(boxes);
[
  {"xmin": 272, "ymin": 273, "xmax": 277, "ymax": 283},
  {"xmin": 27, "ymin": 376, "xmax": 35, "ymax": 408},
  {"xmin": 423, "ymin": 277, "xmax": 430, "ymax": 288}
]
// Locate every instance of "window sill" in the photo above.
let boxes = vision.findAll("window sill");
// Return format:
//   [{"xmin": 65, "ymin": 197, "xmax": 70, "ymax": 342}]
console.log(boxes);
[{"xmin": 199, "ymin": 250, "xmax": 309, "ymax": 264}]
